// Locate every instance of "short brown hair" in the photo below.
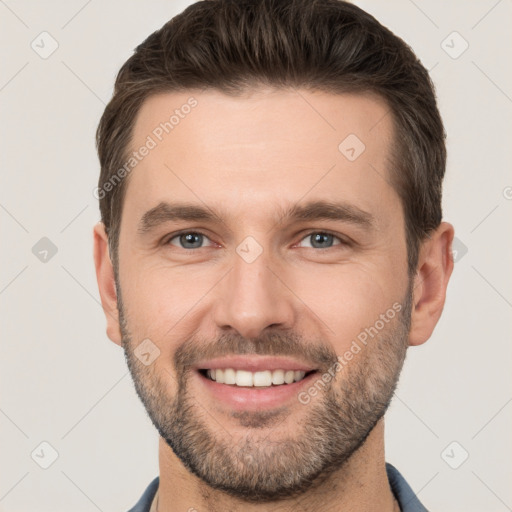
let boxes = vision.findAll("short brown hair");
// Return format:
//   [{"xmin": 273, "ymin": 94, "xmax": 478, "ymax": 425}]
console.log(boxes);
[{"xmin": 96, "ymin": 0, "xmax": 446, "ymax": 277}]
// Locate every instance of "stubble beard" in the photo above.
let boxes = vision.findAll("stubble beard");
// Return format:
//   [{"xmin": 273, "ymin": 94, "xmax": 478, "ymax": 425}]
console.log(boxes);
[{"xmin": 118, "ymin": 283, "xmax": 412, "ymax": 502}]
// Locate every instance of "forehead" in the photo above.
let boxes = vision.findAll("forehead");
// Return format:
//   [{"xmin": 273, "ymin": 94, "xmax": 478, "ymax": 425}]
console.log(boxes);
[{"xmin": 123, "ymin": 87, "xmax": 399, "ymax": 228}]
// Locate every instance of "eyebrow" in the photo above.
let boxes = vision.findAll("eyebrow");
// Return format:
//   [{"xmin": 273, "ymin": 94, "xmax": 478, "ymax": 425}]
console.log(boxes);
[{"xmin": 137, "ymin": 200, "xmax": 376, "ymax": 235}]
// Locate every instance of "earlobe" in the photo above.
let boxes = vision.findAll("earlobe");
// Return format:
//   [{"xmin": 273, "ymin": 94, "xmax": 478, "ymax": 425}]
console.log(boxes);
[
  {"xmin": 408, "ymin": 222, "xmax": 455, "ymax": 346},
  {"xmin": 93, "ymin": 222, "xmax": 123, "ymax": 346}
]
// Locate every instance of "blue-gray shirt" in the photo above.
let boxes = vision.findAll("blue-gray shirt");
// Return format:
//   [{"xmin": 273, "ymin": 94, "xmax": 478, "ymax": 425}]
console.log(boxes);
[{"xmin": 127, "ymin": 462, "xmax": 428, "ymax": 511}]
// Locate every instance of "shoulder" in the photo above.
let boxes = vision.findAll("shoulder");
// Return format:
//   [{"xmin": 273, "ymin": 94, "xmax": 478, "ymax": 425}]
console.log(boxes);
[
  {"xmin": 126, "ymin": 476, "xmax": 159, "ymax": 512},
  {"xmin": 386, "ymin": 463, "xmax": 430, "ymax": 512}
]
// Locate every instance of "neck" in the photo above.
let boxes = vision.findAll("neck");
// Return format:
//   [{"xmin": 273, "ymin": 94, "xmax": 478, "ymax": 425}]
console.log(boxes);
[{"xmin": 155, "ymin": 418, "xmax": 398, "ymax": 512}]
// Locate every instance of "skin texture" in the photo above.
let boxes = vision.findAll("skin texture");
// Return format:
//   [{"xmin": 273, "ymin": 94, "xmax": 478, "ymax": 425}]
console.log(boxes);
[{"xmin": 94, "ymin": 88, "xmax": 454, "ymax": 511}]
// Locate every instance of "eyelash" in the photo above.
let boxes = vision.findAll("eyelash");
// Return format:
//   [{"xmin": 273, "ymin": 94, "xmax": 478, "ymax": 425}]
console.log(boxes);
[{"xmin": 164, "ymin": 230, "xmax": 350, "ymax": 250}]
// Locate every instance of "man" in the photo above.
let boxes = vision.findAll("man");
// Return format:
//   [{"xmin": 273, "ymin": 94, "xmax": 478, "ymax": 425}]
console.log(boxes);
[{"xmin": 93, "ymin": 0, "xmax": 454, "ymax": 510}]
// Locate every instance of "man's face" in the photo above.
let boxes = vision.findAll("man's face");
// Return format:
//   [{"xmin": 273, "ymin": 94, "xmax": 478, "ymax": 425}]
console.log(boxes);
[{"xmin": 115, "ymin": 88, "xmax": 412, "ymax": 500}]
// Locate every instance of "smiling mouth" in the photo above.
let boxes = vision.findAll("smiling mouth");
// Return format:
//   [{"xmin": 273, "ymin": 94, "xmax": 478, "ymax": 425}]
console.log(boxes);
[{"xmin": 198, "ymin": 368, "xmax": 317, "ymax": 387}]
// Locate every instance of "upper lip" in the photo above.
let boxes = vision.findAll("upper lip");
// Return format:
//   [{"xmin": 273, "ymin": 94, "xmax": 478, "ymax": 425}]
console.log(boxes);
[{"xmin": 194, "ymin": 356, "xmax": 317, "ymax": 373}]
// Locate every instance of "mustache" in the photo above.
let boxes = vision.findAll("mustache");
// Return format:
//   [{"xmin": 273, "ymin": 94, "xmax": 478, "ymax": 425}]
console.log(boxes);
[{"xmin": 174, "ymin": 331, "xmax": 338, "ymax": 373}]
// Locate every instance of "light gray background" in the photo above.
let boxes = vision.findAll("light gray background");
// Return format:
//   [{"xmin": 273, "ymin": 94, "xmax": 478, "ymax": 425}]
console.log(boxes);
[{"xmin": 1, "ymin": 1, "xmax": 511, "ymax": 511}]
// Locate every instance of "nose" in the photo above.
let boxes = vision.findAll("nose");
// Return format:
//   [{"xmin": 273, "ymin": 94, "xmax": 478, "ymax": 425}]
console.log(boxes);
[{"xmin": 212, "ymin": 249, "xmax": 296, "ymax": 340}]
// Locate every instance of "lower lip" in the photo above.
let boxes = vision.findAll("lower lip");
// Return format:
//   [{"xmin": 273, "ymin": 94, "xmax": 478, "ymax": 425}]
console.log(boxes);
[{"xmin": 195, "ymin": 370, "xmax": 318, "ymax": 411}]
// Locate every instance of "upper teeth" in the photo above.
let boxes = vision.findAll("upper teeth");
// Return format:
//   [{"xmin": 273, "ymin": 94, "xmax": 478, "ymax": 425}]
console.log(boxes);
[{"xmin": 206, "ymin": 369, "xmax": 307, "ymax": 387}]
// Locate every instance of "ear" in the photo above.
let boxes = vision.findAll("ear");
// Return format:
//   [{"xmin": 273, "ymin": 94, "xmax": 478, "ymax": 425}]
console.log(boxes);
[
  {"xmin": 409, "ymin": 222, "xmax": 455, "ymax": 346},
  {"xmin": 93, "ymin": 222, "xmax": 122, "ymax": 346}
]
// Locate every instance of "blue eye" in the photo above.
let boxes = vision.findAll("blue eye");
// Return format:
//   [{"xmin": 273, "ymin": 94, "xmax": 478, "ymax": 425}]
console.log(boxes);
[
  {"xmin": 298, "ymin": 232, "xmax": 343, "ymax": 249},
  {"xmin": 166, "ymin": 230, "xmax": 346, "ymax": 251},
  {"xmin": 168, "ymin": 232, "xmax": 213, "ymax": 249}
]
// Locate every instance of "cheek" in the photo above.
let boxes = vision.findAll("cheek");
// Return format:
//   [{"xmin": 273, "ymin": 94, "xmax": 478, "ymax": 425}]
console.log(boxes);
[
  {"xmin": 123, "ymin": 262, "xmax": 193, "ymax": 318},
  {"xmin": 290, "ymin": 262, "xmax": 400, "ymax": 348},
  {"xmin": 120, "ymin": 263, "xmax": 217, "ymax": 352}
]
